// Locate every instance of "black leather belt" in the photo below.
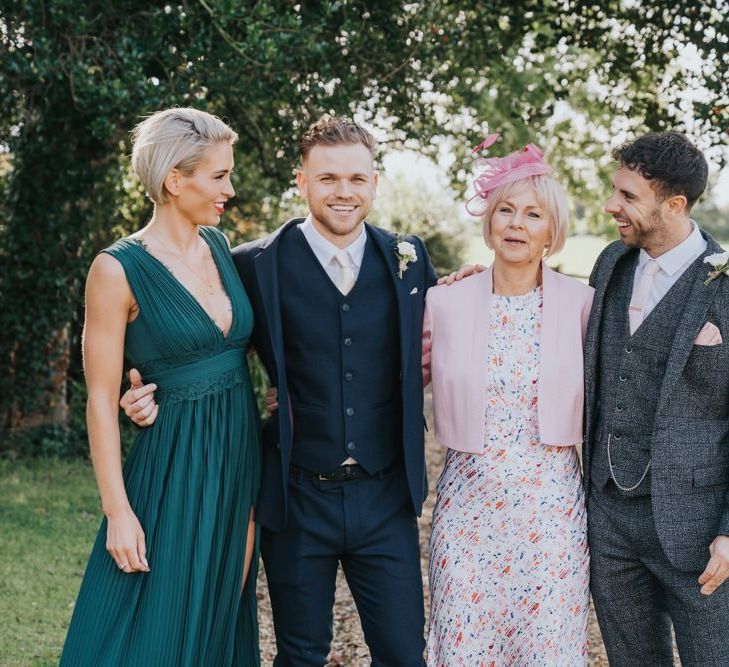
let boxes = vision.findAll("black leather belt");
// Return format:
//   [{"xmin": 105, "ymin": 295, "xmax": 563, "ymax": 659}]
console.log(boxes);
[{"xmin": 291, "ymin": 463, "xmax": 373, "ymax": 482}]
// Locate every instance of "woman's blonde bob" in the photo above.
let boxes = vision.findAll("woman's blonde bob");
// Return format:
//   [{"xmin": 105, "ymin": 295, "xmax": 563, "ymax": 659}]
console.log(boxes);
[
  {"xmin": 480, "ymin": 174, "xmax": 569, "ymax": 259},
  {"xmin": 131, "ymin": 107, "xmax": 238, "ymax": 205}
]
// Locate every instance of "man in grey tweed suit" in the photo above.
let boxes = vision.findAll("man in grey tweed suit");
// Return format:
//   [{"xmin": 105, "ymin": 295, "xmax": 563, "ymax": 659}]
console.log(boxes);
[{"xmin": 585, "ymin": 132, "xmax": 729, "ymax": 665}]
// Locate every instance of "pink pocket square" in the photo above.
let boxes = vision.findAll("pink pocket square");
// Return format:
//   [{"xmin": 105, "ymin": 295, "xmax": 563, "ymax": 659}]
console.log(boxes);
[{"xmin": 694, "ymin": 322, "xmax": 722, "ymax": 346}]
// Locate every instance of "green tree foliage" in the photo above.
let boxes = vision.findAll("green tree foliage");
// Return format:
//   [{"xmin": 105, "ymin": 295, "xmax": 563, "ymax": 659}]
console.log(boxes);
[
  {"xmin": 1, "ymin": 0, "xmax": 727, "ymax": 448},
  {"xmin": 370, "ymin": 172, "xmax": 468, "ymax": 277}
]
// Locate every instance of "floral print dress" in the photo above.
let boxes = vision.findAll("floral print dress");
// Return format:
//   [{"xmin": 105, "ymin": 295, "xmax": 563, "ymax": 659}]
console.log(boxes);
[{"xmin": 427, "ymin": 287, "xmax": 589, "ymax": 667}]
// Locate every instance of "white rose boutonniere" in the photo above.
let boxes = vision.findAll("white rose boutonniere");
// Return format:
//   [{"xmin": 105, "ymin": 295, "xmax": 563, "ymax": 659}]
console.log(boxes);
[
  {"xmin": 395, "ymin": 239, "xmax": 418, "ymax": 278},
  {"xmin": 704, "ymin": 252, "xmax": 729, "ymax": 285}
]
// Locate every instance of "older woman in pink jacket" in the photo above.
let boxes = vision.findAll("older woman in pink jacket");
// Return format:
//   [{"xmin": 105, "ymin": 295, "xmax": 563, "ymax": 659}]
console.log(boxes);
[{"xmin": 423, "ymin": 136, "xmax": 593, "ymax": 667}]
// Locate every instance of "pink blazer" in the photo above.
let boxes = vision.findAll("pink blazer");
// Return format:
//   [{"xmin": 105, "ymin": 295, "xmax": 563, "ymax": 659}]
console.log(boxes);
[{"xmin": 422, "ymin": 265, "xmax": 594, "ymax": 452}]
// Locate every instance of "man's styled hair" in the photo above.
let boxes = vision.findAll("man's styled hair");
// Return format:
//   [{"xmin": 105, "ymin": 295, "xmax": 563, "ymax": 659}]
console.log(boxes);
[
  {"xmin": 612, "ymin": 131, "xmax": 708, "ymax": 210},
  {"xmin": 299, "ymin": 116, "xmax": 375, "ymax": 160}
]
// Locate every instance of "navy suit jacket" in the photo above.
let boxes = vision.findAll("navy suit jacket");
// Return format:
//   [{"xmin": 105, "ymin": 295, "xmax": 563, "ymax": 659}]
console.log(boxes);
[{"xmin": 232, "ymin": 218, "xmax": 438, "ymax": 532}]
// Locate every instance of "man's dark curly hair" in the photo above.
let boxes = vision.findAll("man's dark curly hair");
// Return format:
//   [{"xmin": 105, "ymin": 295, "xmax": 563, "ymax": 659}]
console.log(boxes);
[{"xmin": 612, "ymin": 131, "xmax": 708, "ymax": 210}]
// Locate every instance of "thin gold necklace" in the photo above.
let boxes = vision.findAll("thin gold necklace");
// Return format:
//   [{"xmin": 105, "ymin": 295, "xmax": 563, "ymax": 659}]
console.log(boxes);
[{"xmin": 146, "ymin": 228, "xmax": 216, "ymax": 295}]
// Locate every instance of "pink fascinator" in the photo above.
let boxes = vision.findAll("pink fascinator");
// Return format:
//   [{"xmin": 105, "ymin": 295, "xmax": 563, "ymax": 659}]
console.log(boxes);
[{"xmin": 465, "ymin": 133, "xmax": 553, "ymax": 216}]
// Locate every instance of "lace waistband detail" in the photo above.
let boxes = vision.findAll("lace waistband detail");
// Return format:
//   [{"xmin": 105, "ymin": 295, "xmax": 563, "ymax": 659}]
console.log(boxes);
[
  {"xmin": 156, "ymin": 366, "xmax": 251, "ymax": 404},
  {"xmin": 142, "ymin": 347, "xmax": 250, "ymax": 404}
]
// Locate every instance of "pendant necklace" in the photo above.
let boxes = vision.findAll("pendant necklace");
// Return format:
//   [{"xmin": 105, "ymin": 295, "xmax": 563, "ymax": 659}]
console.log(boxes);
[{"xmin": 146, "ymin": 228, "xmax": 216, "ymax": 295}]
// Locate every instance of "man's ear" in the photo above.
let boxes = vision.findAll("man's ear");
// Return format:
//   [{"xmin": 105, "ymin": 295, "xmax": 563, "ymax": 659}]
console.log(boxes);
[
  {"xmin": 295, "ymin": 169, "xmax": 307, "ymax": 198},
  {"xmin": 163, "ymin": 168, "xmax": 183, "ymax": 198},
  {"xmin": 664, "ymin": 193, "xmax": 689, "ymax": 218},
  {"xmin": 371, "ymin": 171, "xmax": 379, "ymax": 201}
]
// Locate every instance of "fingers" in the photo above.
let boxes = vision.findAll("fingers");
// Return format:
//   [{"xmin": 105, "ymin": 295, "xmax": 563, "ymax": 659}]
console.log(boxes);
[
  {"xmin": 131, "ymin": 393, "xmax": 155, "ymax": 413},
  {"xmin": 437, "ymin": 263, "xmax": 486, "ymax": 286},
  {"xmin": 126, "ymin": 529, "xmax": 149, "ymax": 572},
  {"xmin": 122, "ymin": 546, "xmax": 144, "ymax": 573},
  {"xmin": 120, "ymin": 380, "xmax": 160, "ymax": 427},
  {"xmin": 136, "ymin": 403, "xmax": 159, "ymax": 427},
  {"xmin": 699, "ymin": 543, "xmax": 729, "ymax": 595},
  {"xmin": 699, "ymin": 555, "xmax": 729, "ymax": 595},
  {"xmin": 108, "ymin": 541, "xmax": 149, "ymax": 573},
  {"xmin": 455, "ymin": 264, "xmax": 475, "ymax": 281},
  {"xmin": 108, "ymin": 546, "xmax": 134, "ymax": 573},
  {"xmin": 138, "ymin": 532, "xmax": 150, "ymax": 571},
  {"xmin": 436, "ymin": 271, "xmax": 459, "ymax": 286},
  {"xmin": 698, "ymin": 557, "xmax": 718, "ymax": 585},
  {"xmin": 128, "ymin": 368, "xmax": 144, "ymax": 389},
  {"xmin": 265, "ymin": 387, "xmax": 279, "ymax": 413},
  {"xmin": 135, "ymin": 397, "xmax": 156, "ymax": 420},
  {"xmin": 119, "ymin": 383, "xmax": 158, "ymax": 412}
]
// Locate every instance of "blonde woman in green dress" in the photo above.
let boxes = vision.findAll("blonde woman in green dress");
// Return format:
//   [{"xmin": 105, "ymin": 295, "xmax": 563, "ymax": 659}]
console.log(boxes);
[{"xmin": 60, "ymin": 108, "xmax": 261, "ymax": 666}]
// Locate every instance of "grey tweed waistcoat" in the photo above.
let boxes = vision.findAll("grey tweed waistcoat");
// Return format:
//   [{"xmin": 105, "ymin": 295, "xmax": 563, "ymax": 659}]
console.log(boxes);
[{"xmin": 591, "ymin": 253, "xmax": 703, "ymax": 496}]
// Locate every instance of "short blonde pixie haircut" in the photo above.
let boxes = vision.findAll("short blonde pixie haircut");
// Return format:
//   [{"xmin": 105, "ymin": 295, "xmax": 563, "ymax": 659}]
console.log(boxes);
[
  {"xmin": 131, "ymin": 107, "xmax": 238, "ymax": 205},
  {"xmin": 481, "ymin": 174, "xmax": 569, "ymax": 259}
]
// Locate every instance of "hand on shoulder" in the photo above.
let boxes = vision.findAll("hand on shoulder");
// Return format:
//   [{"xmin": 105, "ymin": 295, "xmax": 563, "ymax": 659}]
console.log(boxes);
[{"xmin": 436, "ymin": 264, "xmax": 487, "ymax": 286}]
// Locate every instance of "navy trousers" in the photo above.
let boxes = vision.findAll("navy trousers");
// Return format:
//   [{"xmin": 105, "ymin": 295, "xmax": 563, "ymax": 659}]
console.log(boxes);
[
  {"xmin": 589, "ymin": 483, "xmax": 729, "ymax": 667},
  {"xmin": 261, "ymin": 464, "xmax": 426, "ymax": 667}
]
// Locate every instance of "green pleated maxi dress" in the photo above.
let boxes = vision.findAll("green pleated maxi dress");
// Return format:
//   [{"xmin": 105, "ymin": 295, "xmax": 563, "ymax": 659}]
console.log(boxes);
[{"xmin": 60, "ymin": 226, "xmax": 261, "ymax": 666}]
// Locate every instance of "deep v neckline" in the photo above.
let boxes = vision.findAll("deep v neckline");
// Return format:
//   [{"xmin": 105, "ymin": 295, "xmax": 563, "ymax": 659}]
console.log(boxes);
[{"xmin": 132, "ymin": 230, "xmax": 235, "ymax": 340}]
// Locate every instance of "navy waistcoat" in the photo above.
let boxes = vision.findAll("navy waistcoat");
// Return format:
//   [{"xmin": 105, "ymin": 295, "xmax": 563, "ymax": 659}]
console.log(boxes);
[{"xmin": 278, "ymin": 226, "xmax": 403, "ymax": 474}]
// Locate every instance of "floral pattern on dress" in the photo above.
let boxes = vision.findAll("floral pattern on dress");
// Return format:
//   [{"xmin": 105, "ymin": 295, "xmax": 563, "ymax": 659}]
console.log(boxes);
[{"xmin": 427, "ymin": 287, "xmax": 589, "ymax": 667}]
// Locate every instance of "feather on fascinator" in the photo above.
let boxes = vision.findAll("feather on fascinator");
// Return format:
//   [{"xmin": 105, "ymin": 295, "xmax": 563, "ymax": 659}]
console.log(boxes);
[{"xmin": 465, "ymin": 133, "xmax": 553, "ymax": 216}]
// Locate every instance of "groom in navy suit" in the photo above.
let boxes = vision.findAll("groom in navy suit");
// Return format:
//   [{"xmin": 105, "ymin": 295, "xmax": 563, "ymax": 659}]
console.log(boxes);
[
  {"xmin": 234, "ymin": 117, "xmax": 436, "ymax": 665},
  {"xmin": 122, "ymin": 116, "xmax": 436, "ymax": 664}
]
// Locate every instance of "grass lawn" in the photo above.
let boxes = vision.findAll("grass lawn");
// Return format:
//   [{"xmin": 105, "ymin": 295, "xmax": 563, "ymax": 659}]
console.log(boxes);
[{"xmin": 0, "ymin": 459, "xmax": 100, "ymax": 666}]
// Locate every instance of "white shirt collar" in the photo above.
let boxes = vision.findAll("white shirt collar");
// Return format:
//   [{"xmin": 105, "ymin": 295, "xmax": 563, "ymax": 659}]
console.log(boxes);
[
  {"xmin": 300, "ymin": 215, "xmax": 367, "ymax": 268},
  {"xmin": 637, "ymin": 220, "xmax": 705, "ymax": 277}
]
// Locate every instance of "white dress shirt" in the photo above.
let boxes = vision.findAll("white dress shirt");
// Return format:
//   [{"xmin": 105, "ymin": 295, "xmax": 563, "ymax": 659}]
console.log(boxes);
[
  {"xmin": 299, "ymin": 216, "xmax": 367, "ymax": 285},
  {"xmin": 632, "ymin": 220, "xmax": 706, "ymax": 320}
]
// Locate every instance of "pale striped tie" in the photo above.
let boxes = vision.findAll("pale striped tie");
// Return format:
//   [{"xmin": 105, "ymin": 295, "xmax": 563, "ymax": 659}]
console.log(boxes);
[
  {"xmin": 332, "ymin": 250, "xmax": 356, "ymax": 296},
  {"xmin": 628, "ymin": 259, "xmax": 660, "ymax": 335}
]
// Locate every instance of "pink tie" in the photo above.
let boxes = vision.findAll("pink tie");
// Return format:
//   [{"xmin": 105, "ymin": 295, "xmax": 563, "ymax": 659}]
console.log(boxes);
[{"xmin": 628, "ymin": 259, "xmax": 660, "ymax": 335}]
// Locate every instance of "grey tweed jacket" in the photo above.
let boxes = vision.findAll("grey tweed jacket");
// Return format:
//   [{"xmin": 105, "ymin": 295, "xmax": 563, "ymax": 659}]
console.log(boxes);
[{"xmin": 584, "ymin": 229, "xmax": 729, "ymax": 571}]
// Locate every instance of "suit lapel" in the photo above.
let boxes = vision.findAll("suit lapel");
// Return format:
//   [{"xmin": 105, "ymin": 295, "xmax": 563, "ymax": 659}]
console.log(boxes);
[
  {"xmin": 655, "ymin": 233, "xmax": 724, "ymax": 418},
  {"xmin": 585, "ymin": 244, "xmax": 633, "ymax": 355},
  {"xmin": 253, "ymin": 220, "xmax": 302, "ymax": 384},
  {"xmin": 367, "ymin": 224, "xmax": 413, "ymax": 379},
  {"xmin": 584, "ymin": 243, "xmax": 633, "ymax": 447}
]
